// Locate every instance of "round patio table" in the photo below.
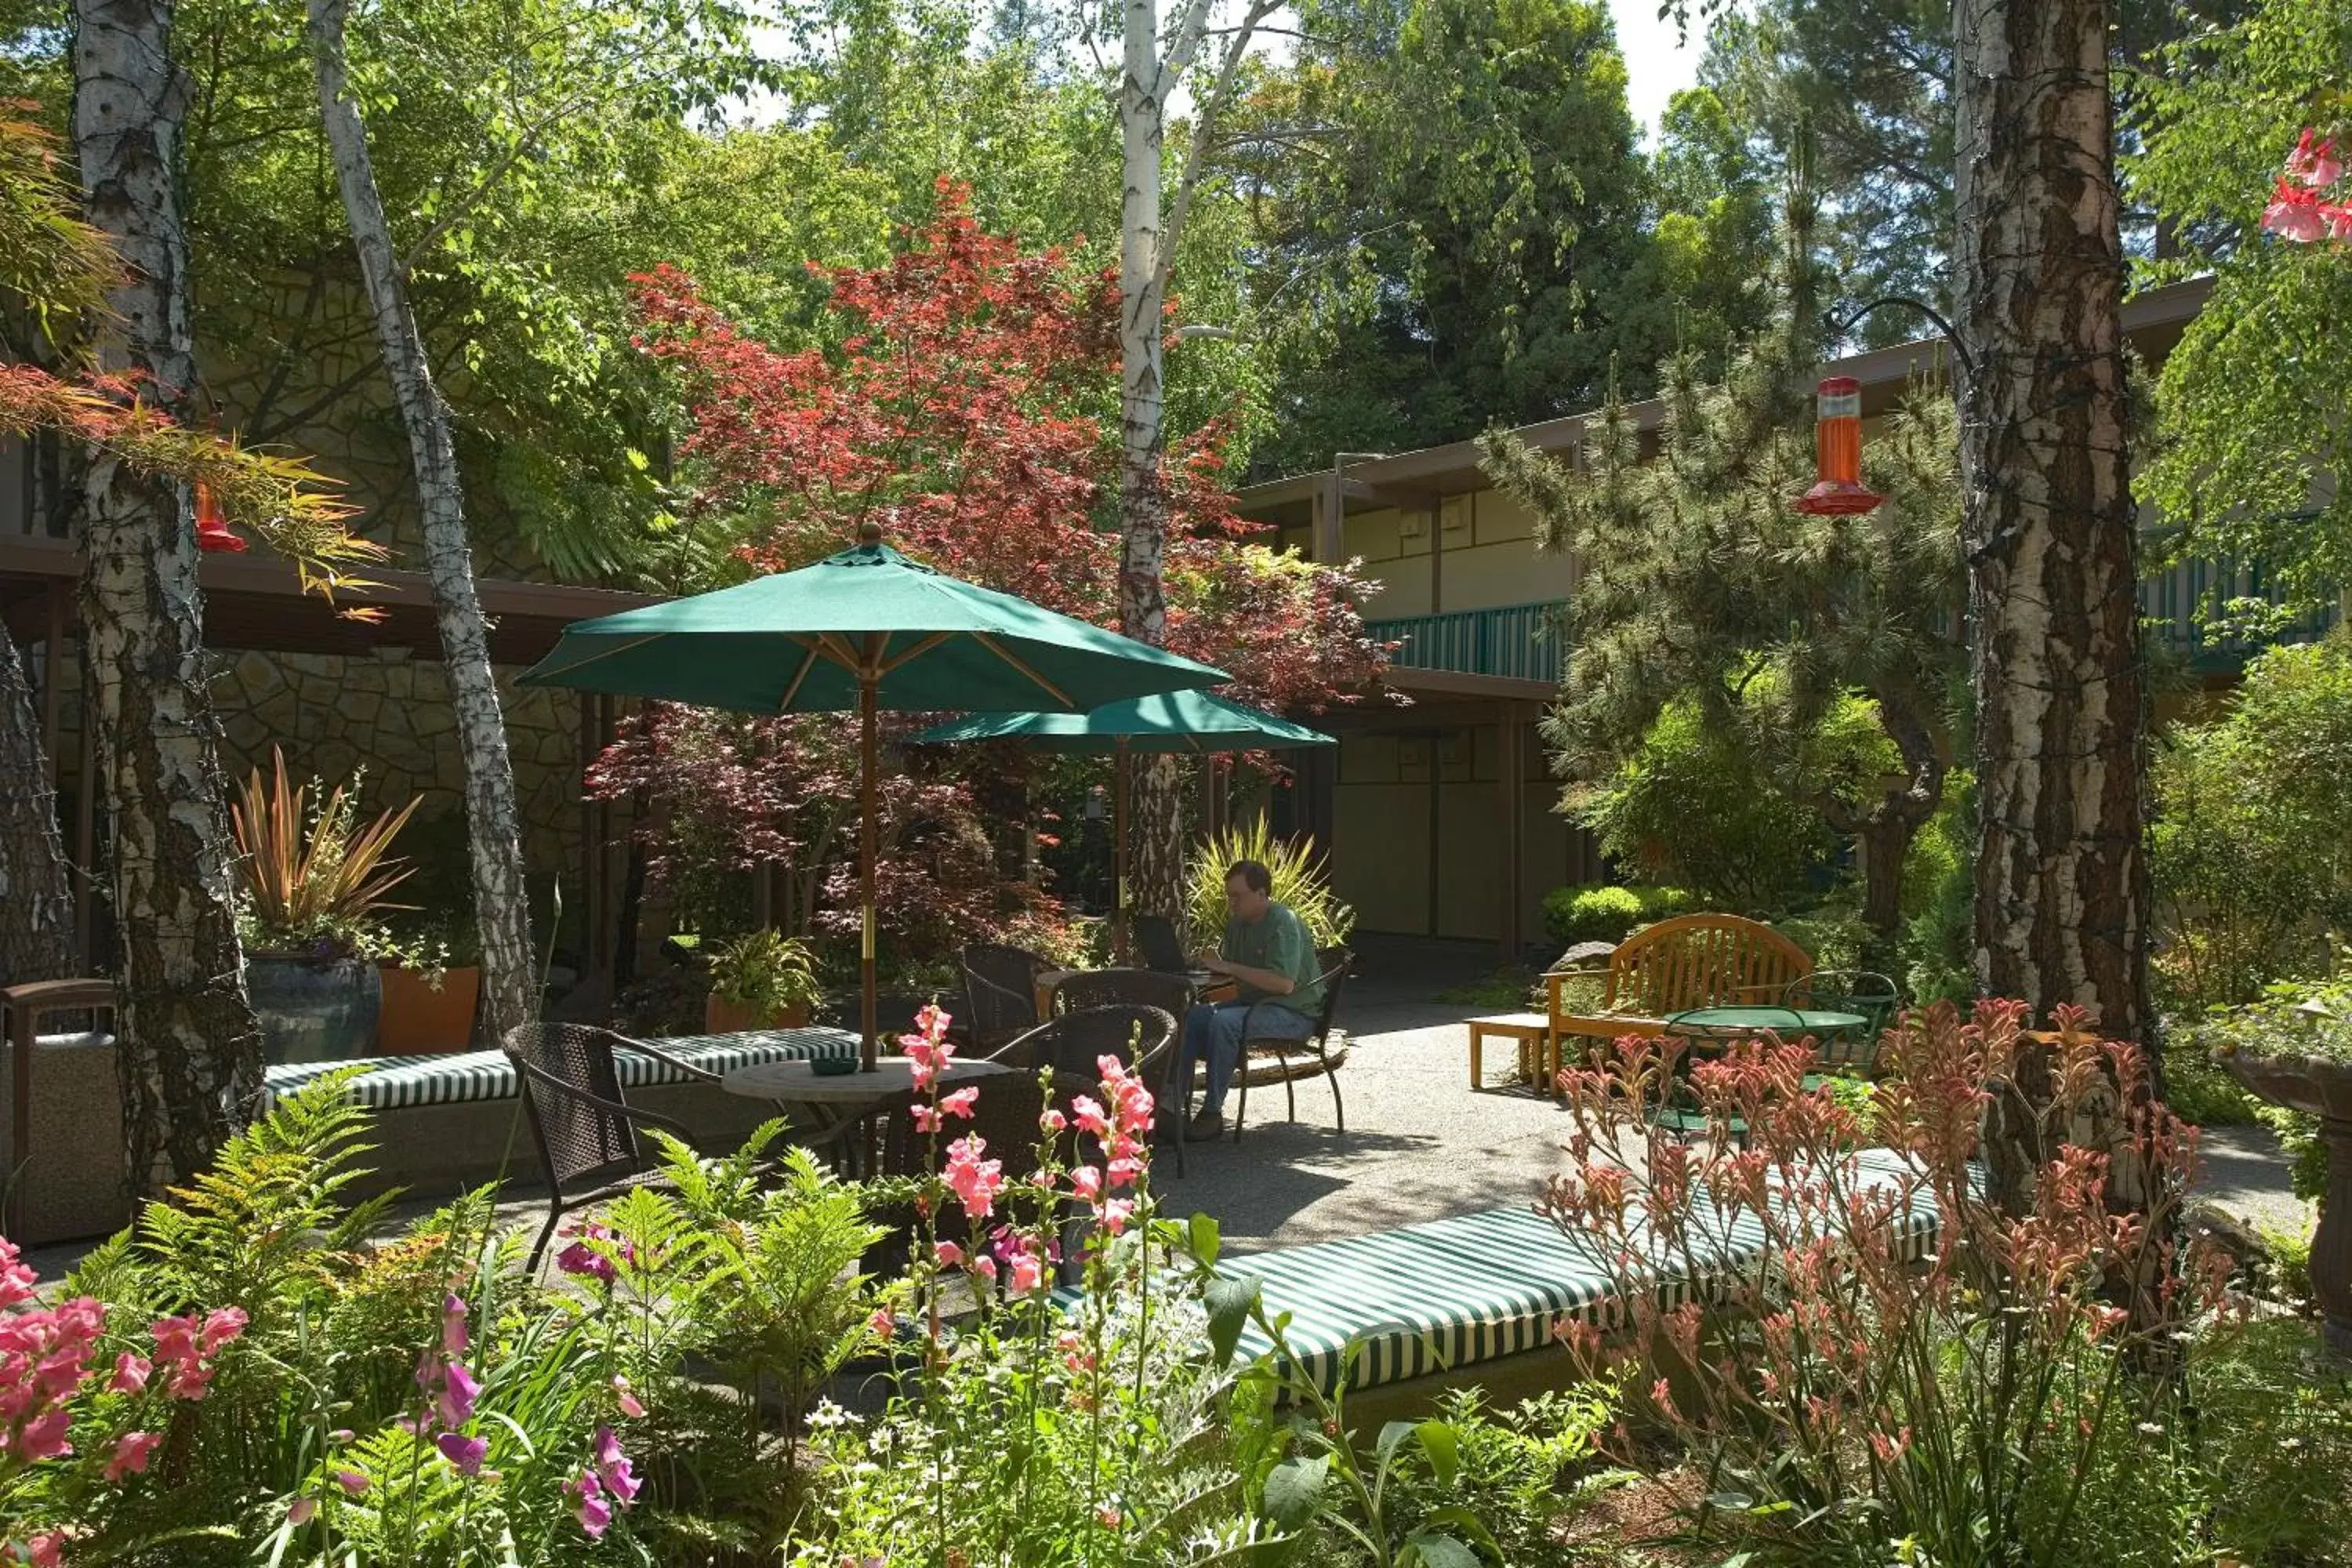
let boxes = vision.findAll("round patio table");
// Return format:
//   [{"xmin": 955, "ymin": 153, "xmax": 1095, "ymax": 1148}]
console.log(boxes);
[
  {"xmin": 724, "ymin": 1055, "xmax": 1018, "ymax": 1174},
  {"xmin": 1664, "ymin": 1006, "xmax": 1871, "ymax": 1049}
]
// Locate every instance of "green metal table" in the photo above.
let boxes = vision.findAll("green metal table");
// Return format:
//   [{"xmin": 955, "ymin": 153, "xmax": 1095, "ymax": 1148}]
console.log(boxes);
[{"xmin": 1664, "ymin": 1006, "xmax": 1871, "ymax": 1046}]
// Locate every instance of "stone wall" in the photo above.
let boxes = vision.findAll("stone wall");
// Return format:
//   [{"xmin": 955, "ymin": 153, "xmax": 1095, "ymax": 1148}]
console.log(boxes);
[{"xmin": 206, "ymin": 649, "xmax": 587, "ymax": 882}]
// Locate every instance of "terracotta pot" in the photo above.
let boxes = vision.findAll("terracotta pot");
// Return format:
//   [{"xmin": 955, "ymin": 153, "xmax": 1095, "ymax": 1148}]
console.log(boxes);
[
  {"xmin": 378, "ymin": 964, "xmax": 481, "ymax": 1055},
  {"xmin": 246, "ymin": 954, "xmax": 381, "ymax": 1065},
  {"xmin": 702, "ymin": 994, "xmax": 812, "ymax": 1036},
  {"xmin": 2218, "ymin": 1048, "xmax": 2352, "ymax": 1355}
]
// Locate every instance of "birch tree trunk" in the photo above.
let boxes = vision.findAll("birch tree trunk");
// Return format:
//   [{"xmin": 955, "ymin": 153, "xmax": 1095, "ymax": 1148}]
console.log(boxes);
[
  {"xmin": 1116, "ymin": 0, "xmax": 1185, "ymax": 920},
  {"xmin": 1114, "ymin": 0, "xmax": 1276, "ymax": 924},
  {"xmin": 1953, "ymin": 0, "xmax": 2153, "ymax": 1050},
  {"xmin": 310, "ymin": 0, "xmax": 535, "ymax": 1041},
  {"xmin": 0, "ymin": 626, "xmax": 77, "ymax": 985},
  {"xmin": 74, "ymin": 0, "xmax": 263, "ymax": 1189}
]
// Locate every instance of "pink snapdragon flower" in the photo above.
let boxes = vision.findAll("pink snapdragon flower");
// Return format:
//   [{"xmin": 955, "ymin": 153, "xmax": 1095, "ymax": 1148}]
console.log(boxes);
[
  {"xmin": 1007, "ymin": 1250, "xmax": 1046, "ymax": 1296},
  {"xmin": 108, "ymin": 1353, "xmax": 150, "ymax": 1395},
  {"xmin": 938, "ymin": 1086, "xmax": 980, "ymax": 1120},
  {"xmin": 942, "ymin": 1135, "xmax": 1005, "ymax": 1221},
  {"xmin": 0, "ymin": 1240, "xmax": 37, "ymax": 1309},
  {"xmin": 104, "ymin": 1430, "xmax": 161, "ymax": 1482}
]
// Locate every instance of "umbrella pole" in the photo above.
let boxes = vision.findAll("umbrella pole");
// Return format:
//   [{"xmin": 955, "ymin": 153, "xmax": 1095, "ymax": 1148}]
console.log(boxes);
[
  {"xmin": 860, "ymin": 673, "xmax": 879, "ymax": 1071},
  {"xmin": 1112, "ymin": 736, "xmax": 1130, "ymax": 965}
]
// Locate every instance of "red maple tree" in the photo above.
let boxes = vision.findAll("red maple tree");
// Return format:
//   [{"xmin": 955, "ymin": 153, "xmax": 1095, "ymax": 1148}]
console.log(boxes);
[{"xmin": 626, "ymin": 179, "xmax": 1390, "ymax": 713}]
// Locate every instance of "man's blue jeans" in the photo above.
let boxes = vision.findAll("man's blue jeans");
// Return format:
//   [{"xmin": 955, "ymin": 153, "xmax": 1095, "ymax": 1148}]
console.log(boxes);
[{"xmin": 1173, "ymin": 1000, "xmax": 1314, "ymax": 1119}]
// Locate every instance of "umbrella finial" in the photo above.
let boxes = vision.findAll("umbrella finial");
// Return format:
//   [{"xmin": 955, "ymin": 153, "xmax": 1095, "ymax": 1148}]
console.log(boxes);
[{"xmin": 857, "ymin": 521, "xmax": 884, "ymax": 546}]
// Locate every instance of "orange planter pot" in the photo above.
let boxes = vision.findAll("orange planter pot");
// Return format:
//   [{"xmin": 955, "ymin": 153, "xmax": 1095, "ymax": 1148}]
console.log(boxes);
[
  {"xmin": 377, "ymin": 964, "xmax": 481, "ymax": 1055},
  {"xmin": 702, "ymin": 995, "xmax": 812, "ymax": 1035}
]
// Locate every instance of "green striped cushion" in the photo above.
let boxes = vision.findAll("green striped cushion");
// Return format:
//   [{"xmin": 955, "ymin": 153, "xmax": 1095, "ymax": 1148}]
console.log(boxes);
[
  {"xmin": 1214, "ymin": 1147, "xmax": 1942, "ymax": 1394},
  {"xmin": 260, "ymin": 1027, "xmax": 860, "ymax": 1112}
]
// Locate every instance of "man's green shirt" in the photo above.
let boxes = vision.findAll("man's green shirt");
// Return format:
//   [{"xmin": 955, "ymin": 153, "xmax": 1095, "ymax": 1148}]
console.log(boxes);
[{"xmin": 1221, "ymin": 901, "xmax": 1324, "ymax": 1016}]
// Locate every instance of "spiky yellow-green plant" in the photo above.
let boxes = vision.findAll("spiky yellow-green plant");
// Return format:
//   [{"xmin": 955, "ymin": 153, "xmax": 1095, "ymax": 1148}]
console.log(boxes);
[
  {"xmin": 230, "ymin": 748, "xmax": 421, "ymax": 946},
  {"xmin": 1185, "ymin": 816, "xmax": 1356, "ymax": 949}
]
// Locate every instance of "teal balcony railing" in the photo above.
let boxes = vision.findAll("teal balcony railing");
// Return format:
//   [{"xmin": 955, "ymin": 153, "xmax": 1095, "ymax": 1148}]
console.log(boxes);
[
  {"xmin": 2140, "ymin": 555, "xmax": 2336, "ymax": 671},
  {"xmin": 1367, "ymin": 561, "xmax": 2333, "ymax": 688},
  {"xmin": 1367, "ymin": 600, "xmax": 1563, "ymax": 684}
]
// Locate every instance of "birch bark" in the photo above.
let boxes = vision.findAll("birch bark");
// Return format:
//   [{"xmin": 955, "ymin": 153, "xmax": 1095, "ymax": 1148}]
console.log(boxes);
[
  {"xmin": 1951, "ymin": 0, "xmax": 2152, "ymax": 1051},
  {"xmin": 1116, "ymin": 0, "xmax": 1278, "ymax": 923},
  {"xmin": 309, "ymin": 0, "xmax": 536, "ymax": 1040},
  {"xmin": 0, "ymin": 626, "xmax": 78, "ymax": 985},
  {"xmin": 73, "ymin": 0, "xmax": 262, "ymax": 1189}
]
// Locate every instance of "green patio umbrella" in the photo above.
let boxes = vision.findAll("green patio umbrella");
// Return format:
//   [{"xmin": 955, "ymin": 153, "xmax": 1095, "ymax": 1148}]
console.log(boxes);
[
  {"xmin": 518, "ymin": 524, "xmax": 1229, "ymax": 1068},
  {"xmin": 916, "ymin": 690, "xmax": 1334, "ymax": 961}
]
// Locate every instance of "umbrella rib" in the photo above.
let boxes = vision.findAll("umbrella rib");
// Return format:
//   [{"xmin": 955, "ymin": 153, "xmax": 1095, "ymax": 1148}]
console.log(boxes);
[
  {"xmin": 878, "ymin": 631, "xmax": 952, "ymax": 677},
  {"xmin": 527, "ymin": 632, "xmax": 665, "ymax": 682},
  {"xmin": 776, "ymin": 638, "xmax": 822, "ymax": 712},
  {"xmin": 815, "ymin": 631, "xmax": 869, "ymax": 674},
  {"xmin": 972, "ymin": 633, "xmax": 1072, "ymax": 707}
]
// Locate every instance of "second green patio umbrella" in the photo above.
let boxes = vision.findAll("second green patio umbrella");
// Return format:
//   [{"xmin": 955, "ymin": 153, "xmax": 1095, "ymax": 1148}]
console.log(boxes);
[
  {"xmin": 519, "ymin": 524, "xmax": 1229, "ymax": 1068},
  {"xmin": 916, "ymin": 689, "xmax": 1334, "ymax": 960}
]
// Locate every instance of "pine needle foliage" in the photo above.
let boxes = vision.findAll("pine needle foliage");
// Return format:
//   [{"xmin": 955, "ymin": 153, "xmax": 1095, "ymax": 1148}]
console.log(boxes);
[{"xmin": 1479, "ymin": 196, "xmax": 1965, "ymax": 942}]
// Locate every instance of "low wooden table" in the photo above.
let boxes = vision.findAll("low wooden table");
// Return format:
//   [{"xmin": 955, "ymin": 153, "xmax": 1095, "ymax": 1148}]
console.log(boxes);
[
  {"xmin": 1466, "ymin": 1012, "xmax": 1555, "ymax": 1091},
  {"xmin": 721, "ymin": 1054, "xmax": 1018, "ymax": 1173}
]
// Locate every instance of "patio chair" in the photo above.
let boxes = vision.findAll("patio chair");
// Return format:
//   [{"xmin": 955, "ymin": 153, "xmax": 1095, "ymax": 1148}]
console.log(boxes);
[
  {"xmin": 1781, "ymin": 970, "xmax": 1902, "ymax": 1076},
  {"xmin": 1051, "ymin": 967, "xmax": 1196, "ymax": 1023},
  {"xmin": 503, "ymin": 1022, "xmax": 724, "ymax": 1270},
  {"xmin": 960, "ymin": 942, "xmax": 1051, "ymax": 1054},
  {"xmin": 1131, "ymin": 913, "xmax": 1192, "ymax": 975},
  {"xmin": 1232, "ymin": 946, "xmax": 1353, "ymax": 1142},
  {"xmin": 993, "ymin": 1003, "xmax": 1182, "ymax": 1174}
]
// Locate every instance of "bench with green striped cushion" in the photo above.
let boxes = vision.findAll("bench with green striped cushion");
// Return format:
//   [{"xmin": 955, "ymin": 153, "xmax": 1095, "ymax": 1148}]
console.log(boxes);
[
  {"xmin": 1218, "ymin": 1148, "xmax": 1943, "ymax": 1394},
  {"xmin": 260, "ymin": 1027, "xmax": 861, "ymax": 1112}
]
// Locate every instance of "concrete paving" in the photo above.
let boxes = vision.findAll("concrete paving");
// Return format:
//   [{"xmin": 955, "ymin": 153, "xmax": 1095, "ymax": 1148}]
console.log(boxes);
[{"xmin": 16, "ymin": 935, "xmax": 2307, "ymax": 1282}]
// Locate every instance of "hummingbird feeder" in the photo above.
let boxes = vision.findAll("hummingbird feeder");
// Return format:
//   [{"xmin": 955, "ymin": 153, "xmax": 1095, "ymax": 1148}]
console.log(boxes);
[
  {"xmin": 193, "ymin": 478, "xmax": 248, "ymax": 554},
  {"xmin": 1795, "ymin": 376, "xmax": 1885, "ymax": 517}
]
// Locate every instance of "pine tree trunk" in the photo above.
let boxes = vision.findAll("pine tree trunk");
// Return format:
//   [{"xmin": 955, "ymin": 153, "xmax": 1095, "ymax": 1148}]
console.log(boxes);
[
  {"xmin": 1116, "ymin": 0, "xmax": 1184, "ymax": 920},
  {"xmin": 310, "ymin": 0, "xmax": 535, "ymax": 1042},
  {"xmin": 0, "ymin": 626, "xmax": 78, "ymax": 984},
  {"xmin": 74, "ymin": 0, "xmax": 263, "ymax": 1190},
  {"xmin": 1953, "ymin": 0, "xmax": 2152, "ymax": 1048}
]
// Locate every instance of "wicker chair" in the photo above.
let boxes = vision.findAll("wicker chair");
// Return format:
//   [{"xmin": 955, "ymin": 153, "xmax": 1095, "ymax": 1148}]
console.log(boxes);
[
  {"xmin": 1051, "ymin": 967, "xmax": 1196, "ymax": 1023},
  {"xmin": 503, "ymin": 1022, "xmax": 722, "ymax": 1270},
  {"xmin": 1232, "ymin": 946, "xmax": 1354, "ymax": 1142},
  {"xmin": 995, "ymin": 1004, "xmax": 1183, "ymax": 1174},
  {"xmin": 960, "ymin": 942, "xmax": 1051, "ymax": 1053}
]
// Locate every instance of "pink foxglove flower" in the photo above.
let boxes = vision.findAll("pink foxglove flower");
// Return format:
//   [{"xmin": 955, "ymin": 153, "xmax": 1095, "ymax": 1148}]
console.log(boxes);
[
  {"xmin": 570, "ymin": 1471, "xmax": 613, "ymax": 1539},
  {"xmin": 104, "ymin": 1431, "xmax": 161, "ymax": 1482},
  {"xmin": 288, "ymin": 1497, "xmax": 318, "ymax": 1526},
  {"xmin": 612, "ymin": 1374, "xmax": 647, "ymax": 1419},
  {"xmin": 437, "ymin": 1432, "xmax": 488, "ymax": 1476},
  {"xmin": 441, "ymin": 1294, "xmax": 470, "ymax": 1356},
  {"xmin": 333, "ymin": 1469, "xmax": 371, "ymax": 1497},
  {"xmin": 436, "ymin": 1361, "xmax": 482, "ymax": 1429},
  {"xmin": 592, "ymin": 1425, "xmax": 641, "ymax": 1504}
]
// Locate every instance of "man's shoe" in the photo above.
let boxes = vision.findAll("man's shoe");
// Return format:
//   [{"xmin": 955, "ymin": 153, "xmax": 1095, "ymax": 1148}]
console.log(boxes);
[{"xmin": 1185, "ymin": 1109, "xmax": 1225, "ymax": 1142}]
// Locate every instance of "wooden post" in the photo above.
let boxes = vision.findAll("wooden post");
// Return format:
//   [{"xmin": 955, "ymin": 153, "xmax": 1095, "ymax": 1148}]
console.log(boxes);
[
  {"xmin": 1499, "ymin": 709, "xmax": 1526, "ymax": 964},
  {"xmin": 1112, "ymin": 736, "xmax": 1131, "ymax": 964},
  {"xmin": 859, "ymin": 654, "xmax": 880, "ymax": 1071}
]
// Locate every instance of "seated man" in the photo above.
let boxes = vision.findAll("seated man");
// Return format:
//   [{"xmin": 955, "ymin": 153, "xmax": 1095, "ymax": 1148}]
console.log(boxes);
[{"xmin": 1171, "ymin": 858, "xmax": 1327, "ymax": 1140}]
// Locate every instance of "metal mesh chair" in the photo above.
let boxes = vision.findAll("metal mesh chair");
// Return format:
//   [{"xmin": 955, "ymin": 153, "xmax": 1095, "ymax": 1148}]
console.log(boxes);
[
  {"xmin": 503, "ymin": 1022, "xmax": 719, "ymax": 1269},
  {"xmin": 1232, "ymin": 946, "xmax": 1353, "ymax": 1142},
  {"xmin": 1051, "ymin": 967, "xmax": 1196, "ymax": 1024},
  {"xmin": 996, "ymin": 1004, "xmax": 1182, "ymax": 1174},
  {"xmin": 960, "ymin": 942, "xmax": 1050, "ymax": 1053},
  {"xmin": 1780, "ymin": 969, "xmax": 1903, "ymax": 1075}
]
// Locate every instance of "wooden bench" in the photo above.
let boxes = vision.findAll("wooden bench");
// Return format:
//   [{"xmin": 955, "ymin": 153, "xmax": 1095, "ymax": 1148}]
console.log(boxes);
[{"xmin": 1546, "ymin": 913, "xmax": 1812, "ymax": 1070}]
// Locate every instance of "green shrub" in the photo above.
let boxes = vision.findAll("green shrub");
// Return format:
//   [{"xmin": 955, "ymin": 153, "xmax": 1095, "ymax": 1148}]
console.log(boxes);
[
  {"xmin": 1570, "ymin": 701, "xmax": 1834, "ymax": 912},
  {"xmin": 2152, "ymin": 637, "xmax": 2352, "ymax": 1011},
  {"xmin": 1540, "ymin": 883, "xmax": 1687, "ymax": 946}
]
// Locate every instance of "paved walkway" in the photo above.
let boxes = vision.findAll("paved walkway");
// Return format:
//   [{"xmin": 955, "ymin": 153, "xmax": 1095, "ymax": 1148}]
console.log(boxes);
[{"xmin": 18, "ymin": 937, "xmax": 2305, "ymax": 1280}]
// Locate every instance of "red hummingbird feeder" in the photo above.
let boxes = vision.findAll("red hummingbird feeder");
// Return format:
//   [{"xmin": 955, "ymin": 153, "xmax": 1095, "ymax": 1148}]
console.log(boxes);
[
  {"xmin": 1795, "ymin": 376, "xmax": 1885, "ymax": 516},
  {"xmin": 193, "ymin": 478, "xmax": 248, "ymax": 553}
]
